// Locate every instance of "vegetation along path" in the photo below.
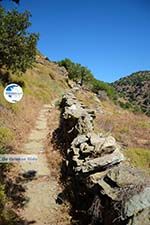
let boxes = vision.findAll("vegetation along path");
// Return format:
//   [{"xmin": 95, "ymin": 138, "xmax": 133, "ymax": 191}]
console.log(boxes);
[{"xmin": 19, "ymin": 100, "xmax": 66, "ymax": 225}]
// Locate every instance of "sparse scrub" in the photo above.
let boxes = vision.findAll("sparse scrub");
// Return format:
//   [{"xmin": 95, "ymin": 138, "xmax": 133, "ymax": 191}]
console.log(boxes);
[
  {"xmin": 0, "ymin": 127, "xmax": 14, "ymax": 148},
  {"xmin": 0, "ymin": 184, "xmax": 6, "ymax": 210},
  {"xmin": 75, "ymin": 89, "xmax": 150, "ymax": 161},
  {"xmin": 0, "ymin": 184, "xmax": 16, "ymax": 225},
  {"xmin": 55, "ymin": 99, "xmax": 61, "ymax": 108},
  {"xmin": 92, "ymin": 78, "xmax": 117, "ymax": 100},
  {"xmin": 118, "ymin": 100, "xmax": 132, "ymax": 110},
  {"xmin": 125, "ymin": 148, "xmax": 150, "ymax": 172}
]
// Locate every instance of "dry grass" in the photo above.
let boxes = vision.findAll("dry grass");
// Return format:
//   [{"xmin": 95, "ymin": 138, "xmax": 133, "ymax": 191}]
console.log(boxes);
[
  {"xmin": 54, "ymin": 204, "xmax": 71, "ymax": 225},
  {"xmin": 0, "ymin": 56, "xmax": 68, "ymax": 152},
  {"xmin": 46, "ymin": 108, "xmax": 62, "ymax": 179},
  {"xmin": 0, "ymin": 94, "xmax": 41, "ymax": 151},
  {"xmin": 96, "ymin": 100, "xmax": 150, "ymax": 149},
  {"xmin": 125, "ymin": 147, "xmax": 150, "ymax": 172},
  {"xmin": 75, "ymin": 89, "xmax": 150, "ymax": 172},
  {"xmin": 75, "ymin": 89, "xmax": 101, "ymax": 109},
  {"xmin": 75, "ymin": 89, "xmax": 150, "ymax": 149}
]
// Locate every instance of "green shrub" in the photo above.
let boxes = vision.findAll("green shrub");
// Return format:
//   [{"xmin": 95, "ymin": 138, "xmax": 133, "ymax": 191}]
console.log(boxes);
[
  {"xmin": 54, "ymin": 99, "xmax": 61, "ymax": 108},
  {"xmin": 92, "ymin": 79, "xmax": 117, "ymax": 100},
  {"xmin": 125, "ymin": 148, "xmax": 150, "ymax": 172},
  {"xmin": 0, "ymin": 184, "xmax": 6, "ymax": 210},
  {"xmin": 0, "ymin": 146, "xmax": 10, "ymax": 171},
  {"xmin": 0, "ymin": 70, "xmax": 11, "ymax": 86},
  {"xmin": 58, "ymin": 58, "xmax": 94, "ymax": 85},
  {"xmin": 10, "ymin": 75, "xmax": 26, "ymax": 88},
  {"xmin": 0, "ymin": 184, "xmax": 18, "ymax": 225},
  {"xmin": 0, "ymin": 127, "xmax": 14, "ymax": 148},
  {"xmin": 118, "ymin": 101, "xmax": 132, "ymax": 109}
]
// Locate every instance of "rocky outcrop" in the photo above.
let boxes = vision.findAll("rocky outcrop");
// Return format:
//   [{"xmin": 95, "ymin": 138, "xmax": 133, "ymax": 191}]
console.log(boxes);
[{"xmin": 58, "ymin": 91, "xmax": 150, "ymax": 225}]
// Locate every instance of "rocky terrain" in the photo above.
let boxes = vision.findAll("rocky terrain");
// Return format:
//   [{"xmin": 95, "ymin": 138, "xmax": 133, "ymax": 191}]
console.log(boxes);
[
  {"xmin": 113, "ymin": 71, "xmax": 150, "ymax": 116},
  {"xmin": 56, "ymin": 89, "xmax": 150, "ymax": 225}
]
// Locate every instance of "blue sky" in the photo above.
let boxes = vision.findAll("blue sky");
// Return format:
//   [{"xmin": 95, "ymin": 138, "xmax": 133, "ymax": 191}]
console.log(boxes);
[{"xmin": 2, "ymin": 0, "xmax": 150, "ymax": 82}]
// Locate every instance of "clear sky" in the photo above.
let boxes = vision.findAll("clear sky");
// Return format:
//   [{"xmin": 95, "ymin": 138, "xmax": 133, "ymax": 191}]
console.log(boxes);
[{"xmin": 2, "ymin": 0, "xmax": 150, "ymax": 82}]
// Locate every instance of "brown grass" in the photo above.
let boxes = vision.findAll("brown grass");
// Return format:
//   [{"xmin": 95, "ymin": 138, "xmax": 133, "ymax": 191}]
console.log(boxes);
[
  {"xmin": 0, "ymin": 95, "xmax": 41, "ymax": 152},
  {"xmin": 0, "ymin": 55, "xmax": 68, "ymax": 152},
  {"xmin": 75, "ymin": 89, "xmax": 150, "ymax": 149},
  {"xmin": 96, "ymin": 100, "xmax": 150, "ymax": 149},
  {"xmin": 75, "ymin": 89, "xmax": 150, "ymax": 172},
  {"xmin": 124, "ymin": 147, "xmax": 150, "ymax": 172},
  {"xmin": 46, "ymin": 108, "xmax": 62, "ymax": 178}
]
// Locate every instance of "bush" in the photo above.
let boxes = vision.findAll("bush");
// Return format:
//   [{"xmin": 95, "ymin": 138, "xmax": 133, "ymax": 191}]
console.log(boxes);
[
  {"xmin": 125, "ymin": 148, "xmax": 150, "ymax": 172},
  {"xmin": 118, "ymin": 101, "xmax": 132, "ymax": 109},
  {"xmin": 0, "ymin": 127, "xmax": 14, "ymax": 148},
  {"xmin": 0, "ymin": 183, "xmax": 19, "ymax": 225},
  {"xmin": 92, "ymin": 79, "xmax": 117, "ymax": 100},
  {"xmin": 10, "ymin": 74, "xmax": 26, "ymax": 88},
  {"xmin": 0, "ymin": 185, "xmax": 6, "ymax": 211},
  {"xmin": 0, "ymin": 69, "xmax": 11, "ymax": 85}
]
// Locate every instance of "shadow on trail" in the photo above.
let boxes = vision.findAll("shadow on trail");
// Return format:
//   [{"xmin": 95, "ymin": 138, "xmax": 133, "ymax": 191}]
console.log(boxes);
[{"xmin": 51, "ymin": 127, "xmax": 95, "ymax": 225}]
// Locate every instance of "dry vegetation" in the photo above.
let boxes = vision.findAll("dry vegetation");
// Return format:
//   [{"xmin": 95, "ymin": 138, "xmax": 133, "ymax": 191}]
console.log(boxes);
[
  {"xmin": 0, "ymin": 55, "xmax": 68, "ymax": 151},
  {"xmin": 75, "ymin": 89, "xmax": 150, "ymax": 172},
  {"xmin": 46, "ymin": 108, "xmax": 62, "ymax": 179}
]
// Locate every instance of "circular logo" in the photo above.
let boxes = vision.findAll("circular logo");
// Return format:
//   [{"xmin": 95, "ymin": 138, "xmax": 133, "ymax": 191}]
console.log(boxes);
[{"xmin": 3, "ymin": 83, "xmax": 23, "ymax": 103}]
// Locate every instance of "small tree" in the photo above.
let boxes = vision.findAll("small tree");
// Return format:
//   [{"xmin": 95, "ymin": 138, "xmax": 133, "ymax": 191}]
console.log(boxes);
[{"xmin": 0, "ymin": 7, "xmax": 39, "ymax": 73}]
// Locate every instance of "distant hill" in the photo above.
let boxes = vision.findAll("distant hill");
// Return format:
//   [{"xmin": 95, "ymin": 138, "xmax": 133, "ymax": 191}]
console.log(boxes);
[{"xmin": 112, "ymin": 71, "xmax": 150, "ymax": 116}]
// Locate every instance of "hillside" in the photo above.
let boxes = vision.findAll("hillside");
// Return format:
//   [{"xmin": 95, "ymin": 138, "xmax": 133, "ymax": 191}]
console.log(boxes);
[
  {"xmin": 0, "ymin": 3, "xmax": 149, "ymax": 225},
  {"xmin": 0, "ymin": 55, "xmax": 150, "ymax": 225},
  {"xmin": 0, "ymin": 54, "xmax": 69, "ymax": 153},
  {"xmin": 112, "ymin": 71, "xmax": 150, "ymax": 116}
]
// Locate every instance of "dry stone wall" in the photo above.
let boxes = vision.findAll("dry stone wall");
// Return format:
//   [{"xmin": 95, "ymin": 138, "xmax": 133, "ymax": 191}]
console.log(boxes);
[{"xmin": 58, "ymin": 91, "xmax": 150, "ymax": 225}]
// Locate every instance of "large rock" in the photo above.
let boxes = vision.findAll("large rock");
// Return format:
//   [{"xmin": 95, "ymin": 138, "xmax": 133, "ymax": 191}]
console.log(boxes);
[
  {"xmin": 75, "ymin": 148, "xmax": 125, "ymax": 174},
  {"xmin": 71, "ymin": 134, "xmax": 88, "ymax": 147},
  {"xmin": 123, "ymin": 187, "xmax": 150, "ymax": 218},
  {"xmin": 106, "ymin": 164, "xmax": 147, "ymax": 187},
  {"xmin": 126, "ymin": 208, "xmax": 150, "ymax": 225},
  {"xmin": 89, "ymin": 133, "xmax": 117, "ymax": 156},
  {"xmin": 89, "ymin": 133, "xmax": 105, "ymax": 146}
]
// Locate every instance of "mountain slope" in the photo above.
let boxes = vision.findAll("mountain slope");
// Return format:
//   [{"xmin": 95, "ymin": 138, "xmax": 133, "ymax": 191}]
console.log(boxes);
[{"xmin": 112, "ymin": 71, "xmax": 150, "ymax": 115}]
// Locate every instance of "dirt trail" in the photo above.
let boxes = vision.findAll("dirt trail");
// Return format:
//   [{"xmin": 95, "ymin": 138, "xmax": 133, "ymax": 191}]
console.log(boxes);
[{"xmin": 20, "ymin": 101, "xmax": 64, "ymax": 225}]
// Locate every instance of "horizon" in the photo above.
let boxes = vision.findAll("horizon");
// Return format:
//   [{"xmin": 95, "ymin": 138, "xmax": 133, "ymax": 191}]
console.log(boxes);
[{"xmin": 2, "ymin": 0, "xmax": 150, "ymax": 82}]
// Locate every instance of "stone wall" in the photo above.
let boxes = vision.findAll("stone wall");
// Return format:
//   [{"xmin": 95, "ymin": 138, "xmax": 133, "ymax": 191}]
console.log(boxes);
[{"xmin": 58, "ymin": 91, "xmax": 150, "ymax": 225}]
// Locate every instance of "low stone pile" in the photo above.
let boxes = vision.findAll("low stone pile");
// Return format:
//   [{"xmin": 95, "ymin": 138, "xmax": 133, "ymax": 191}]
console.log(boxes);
[{"xmin": 59, "ymin": 91, "xmax": 150, "ymax": 225}]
